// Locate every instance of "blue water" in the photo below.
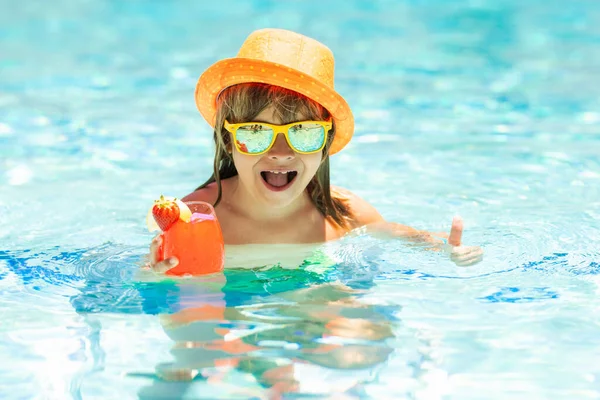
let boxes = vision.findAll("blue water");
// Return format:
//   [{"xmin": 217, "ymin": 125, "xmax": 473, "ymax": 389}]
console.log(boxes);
[{"xmin": 2, "ymin": 0, "xmax": 600, "ymax": 398}]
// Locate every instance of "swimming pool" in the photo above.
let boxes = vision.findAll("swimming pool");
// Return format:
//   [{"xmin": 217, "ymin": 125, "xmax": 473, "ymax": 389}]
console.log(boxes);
[{"xmin": 2, "ymin": 0, "xmax": 599, "ymax": 398}]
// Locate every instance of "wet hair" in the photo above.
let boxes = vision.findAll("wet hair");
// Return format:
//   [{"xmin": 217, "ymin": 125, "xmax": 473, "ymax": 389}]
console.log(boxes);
[{"xmin": 196, "ymin": 83, "xmax": 352, "ymax": 229}]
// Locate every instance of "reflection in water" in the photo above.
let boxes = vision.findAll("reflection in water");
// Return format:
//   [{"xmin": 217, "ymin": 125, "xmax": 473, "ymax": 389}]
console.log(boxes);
[
  {"xmin": 10, "ymin": 239, "xmax": 398, "ymax": 398},
  {"xmin": 135, "ymin": 271, "xmax": 398, "ymax": 399}
]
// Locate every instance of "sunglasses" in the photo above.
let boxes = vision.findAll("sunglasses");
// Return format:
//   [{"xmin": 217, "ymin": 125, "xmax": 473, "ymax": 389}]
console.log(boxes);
[{"xmin": 223, "ymin": 119, "xmax": 332, "ymax": 155}]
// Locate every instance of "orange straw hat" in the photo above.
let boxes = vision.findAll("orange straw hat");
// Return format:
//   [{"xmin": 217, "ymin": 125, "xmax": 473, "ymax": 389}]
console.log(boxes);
[{"xmin": 194, "ymin": 28, "xmax": 354, "ymax": 155}]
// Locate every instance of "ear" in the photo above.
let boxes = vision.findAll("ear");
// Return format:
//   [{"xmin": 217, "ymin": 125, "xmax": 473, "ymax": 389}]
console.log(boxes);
[
  {"xmin": 319, "ymin": 147, "xmax": 330, "ymax": 164},
  {"xmin": 222, "ymin": 135, "xmax": 233, "ymax": 154}
]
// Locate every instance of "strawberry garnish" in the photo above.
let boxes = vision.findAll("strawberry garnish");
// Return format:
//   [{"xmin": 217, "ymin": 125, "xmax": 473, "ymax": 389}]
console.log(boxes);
[
  {"xmin": 152, "ymin": 195, "xmax": 181, "ymax": 231},
  {"xmin": 146, "ymin": 195, "xmax": 192, "ymax": 232}
]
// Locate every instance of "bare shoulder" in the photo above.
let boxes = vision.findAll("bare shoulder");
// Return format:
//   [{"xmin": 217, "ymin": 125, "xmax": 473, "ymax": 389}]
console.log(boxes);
[
  {"xmin": 181, "ymin": 182, "xmax": 219, "ymax": 204},
  {"xmin": 331, "ymin": 186, "xmax": 385, "ymax": 226}
]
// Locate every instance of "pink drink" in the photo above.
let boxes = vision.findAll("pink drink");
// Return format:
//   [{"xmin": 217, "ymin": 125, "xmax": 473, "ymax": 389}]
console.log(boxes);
[{"xmin": 159, "ymin": 201, "xmax": 224, "ymax": 276}]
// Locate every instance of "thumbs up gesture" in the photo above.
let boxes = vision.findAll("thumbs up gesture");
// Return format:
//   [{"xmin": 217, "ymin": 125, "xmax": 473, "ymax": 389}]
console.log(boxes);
[{"xmin": 444, "ymin": 216, "xmax": 483, "ymax": 266}]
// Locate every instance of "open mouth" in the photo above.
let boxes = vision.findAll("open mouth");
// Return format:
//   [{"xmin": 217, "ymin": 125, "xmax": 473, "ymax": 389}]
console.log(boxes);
[{"xmin": 260, "ymin": 170, "xmax": 298, "ymax": 191}]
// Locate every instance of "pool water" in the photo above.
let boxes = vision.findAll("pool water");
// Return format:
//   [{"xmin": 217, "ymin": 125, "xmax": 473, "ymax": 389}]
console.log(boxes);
[{"xmin": 1, "ymin": 0, "xmax": 600, "ymax": 398}]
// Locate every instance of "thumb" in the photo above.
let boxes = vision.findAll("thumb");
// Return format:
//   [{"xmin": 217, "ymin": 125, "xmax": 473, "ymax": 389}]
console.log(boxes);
[{"xmin": 447, "ymin": 216, "xmax": 463, "ymax": 246}]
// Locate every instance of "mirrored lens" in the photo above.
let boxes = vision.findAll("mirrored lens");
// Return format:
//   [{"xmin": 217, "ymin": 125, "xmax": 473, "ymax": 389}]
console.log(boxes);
[
  {"xmin": 235, "ymin": 124, "xmax": 274, "ymax": 153},
  {"xmin": 287, "ymin": 123, "xmax": 326, "ymax": 153}
]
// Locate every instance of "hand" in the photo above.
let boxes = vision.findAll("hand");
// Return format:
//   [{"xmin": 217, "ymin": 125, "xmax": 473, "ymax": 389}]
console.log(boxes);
[
  {"xmin": 147, "ymin": 234, "xmax": 179, "ymax": 274},
  {"xmin": 445, "ymin": 216, "xmax": 483, "ymax": 266}
]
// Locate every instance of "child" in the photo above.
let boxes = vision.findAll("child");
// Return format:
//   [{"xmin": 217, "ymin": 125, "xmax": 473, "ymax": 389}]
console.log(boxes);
[{"xmin": 148, "ymin": 28, "xmax": 483, "ymax": 272}]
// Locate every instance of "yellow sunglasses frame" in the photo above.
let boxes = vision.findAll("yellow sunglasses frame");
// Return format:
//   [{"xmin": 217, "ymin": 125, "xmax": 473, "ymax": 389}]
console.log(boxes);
[{"xmin": 223, "ymin": 119, "xmax": 332, "ymax": 155}]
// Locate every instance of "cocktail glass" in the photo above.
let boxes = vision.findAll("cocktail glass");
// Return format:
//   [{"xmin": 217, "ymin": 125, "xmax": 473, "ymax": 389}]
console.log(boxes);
[{"xmin": 159, "ymin": 201, "xmax": 224, "ymax": 276}]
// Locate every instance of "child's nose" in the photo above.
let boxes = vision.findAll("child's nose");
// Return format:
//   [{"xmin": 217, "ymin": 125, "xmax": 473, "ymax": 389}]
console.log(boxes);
[{"xmin": 267, "ymin": 133, "xmax": 295, "ymax": 160}]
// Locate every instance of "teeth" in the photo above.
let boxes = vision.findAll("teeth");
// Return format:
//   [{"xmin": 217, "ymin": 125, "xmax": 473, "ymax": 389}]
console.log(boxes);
[{"xmin": 268, "ymin": 170, "xmax": 291, "ymax": 174}]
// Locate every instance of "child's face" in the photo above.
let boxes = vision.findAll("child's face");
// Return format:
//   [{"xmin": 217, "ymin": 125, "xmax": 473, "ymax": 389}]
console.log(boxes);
[{"xmin": 231, "ymin": 105, "xmax": 323, "ymax": 208}]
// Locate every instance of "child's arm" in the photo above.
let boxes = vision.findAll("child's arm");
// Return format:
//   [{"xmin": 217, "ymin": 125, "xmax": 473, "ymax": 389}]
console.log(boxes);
[
  {"xmin": 146, "ymin": 234, "xmax": 180, "ymax": 273},
  {"xmin": 337, "ymin": 187, "xmax": 483, "ymax": 266}
]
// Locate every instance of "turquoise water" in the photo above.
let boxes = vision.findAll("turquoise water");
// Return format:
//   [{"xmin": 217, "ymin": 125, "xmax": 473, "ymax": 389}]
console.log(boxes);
[{"xmin": 2, "ymin": 0, "xmax": 600, "ymax": 398}]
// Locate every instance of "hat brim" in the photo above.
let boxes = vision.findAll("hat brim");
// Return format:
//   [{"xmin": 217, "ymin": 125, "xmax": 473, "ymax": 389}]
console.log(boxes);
[{"xmin": 195, "ymin": 58, "xmax": 354, "ymax": 155}]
